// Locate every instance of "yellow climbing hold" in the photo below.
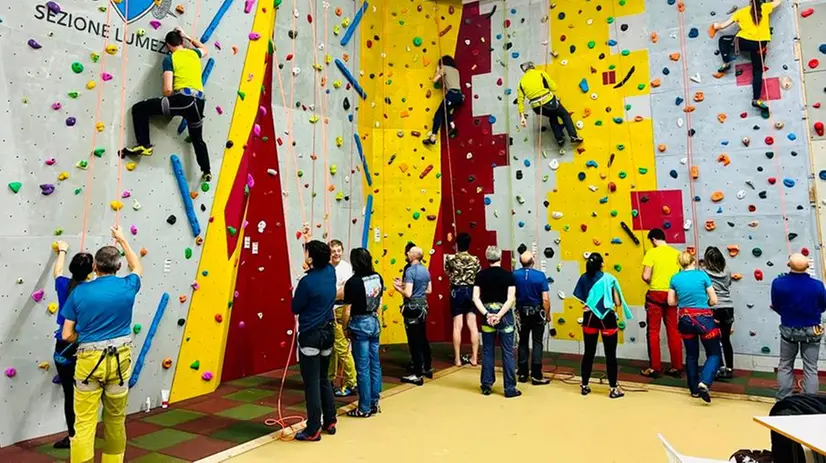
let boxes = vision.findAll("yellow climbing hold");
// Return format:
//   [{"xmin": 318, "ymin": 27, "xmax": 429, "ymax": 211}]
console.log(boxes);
[
  {"xmin": 309, "ymin": 115, "xmax": 320, "ymax": 123},
  {"xmin": 336, "ymin": 136, "xmax": 344, "ymax": 147},
  {"xmin": 39, "ymin": 362, "xmax": 50, "ymax": 371},
  {"xmin": 57, "ymin": 171, "xmax": 69, "ymax": 181},
  {"xmin": 105, "ymin": 44, "xmax": 119, "ymax": 55},
  {"xmin": 333, "ymin": 80, "xmax": 342, "ymax": 89},
  {"xmin": 86, "ymin": 80, "xmax": 97, "ymax": 90},
  {"xmin": 110, "ymin": 200, "xmax": 124, "ymax": 211},
  {"xmin": 47, "ymin": 302, "xmax": 58, "ymax": 314},
  {"xmin": 126, "ymin": 162, "xmax": 137, "ymax": 171},
  {"xmin": 96, "ymin": 122, "xmax": 105, "ymax": 132}
]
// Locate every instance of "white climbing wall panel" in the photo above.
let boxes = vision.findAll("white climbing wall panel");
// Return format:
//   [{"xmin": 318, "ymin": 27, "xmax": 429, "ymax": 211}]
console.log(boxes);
[{"xmin": 0, "ymin": 0, "xmax": 255, "ymax": 446}]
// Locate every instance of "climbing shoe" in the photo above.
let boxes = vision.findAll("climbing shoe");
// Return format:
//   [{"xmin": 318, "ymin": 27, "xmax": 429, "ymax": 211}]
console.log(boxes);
[
  {"xmin": 334, "ymin": 387, "xmax": 355, "ymax": 397},
  {"xmin": 609, "ymin": 387, "xmax": 625, "ymax": 399},
  {"xmin": 518, "ymin": 374, "xmax": 529, "ymax": 383},
  {"xmin": 201, "ymin": 172, "xmax": 213, "ymax": 183},
  {"xmin": 697, "ymin": 383, "xmax": 712, "ymax": 403},
  {"xmin": 570, "ymin": 136, "xmax": 584, "ymax": 144},
  {"xmin": 295, "ymin": 430, "xmax": 321, "ymax": 442},
  {"xmin": 401, "ymin": 374, "xmax": 424, "ymax": 386},
  {"xmin": 120, "ymin": 145, "xmax": 153, "ymax": 158},
  {"xmin": 752, "ymin": 100, "xmax": 769, "ymax": 110},
  {"xmin": 504, "ymin": 389, "xmax": 522, "ymax": 398},
  {"xmin": 323, "ymin": 421, "xmax": 337, "ymax": 434},
  {"xmin": 422, "ymin": 133, "xmax": 437, "ymax": 146},
  {"xmin": 532, "ymin": 377, "xmax": 551, "ymax": 386},
  {"xmin": 481, "ymin": 385, "xmax": 492, "ymax": 396},
  {"xmin": 580, "ymin": 384, "xmax": 591, "ymax": 396},
  {"xmin": 53, "ymin": 436, "xmax": 71, "ymax": 449},
  {"xmin": 665, "ymin": 368, "xmax": 682, "ymax": 378},
  {"xmin": 717, "ymin": 367, "xmax": 733, "ymax": 380},
  {"xmin": 717, "ymin": 63, "xmax": 732, "ymax": 74}
]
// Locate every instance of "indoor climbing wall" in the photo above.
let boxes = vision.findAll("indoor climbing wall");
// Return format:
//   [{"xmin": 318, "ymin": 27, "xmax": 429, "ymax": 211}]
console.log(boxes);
[
  {"xmin": 439, "ymin": 0, "xmax": 823, "ymax": 365},
  {"xmin": 0, "ymin": 0, "xmax": 258, "ymax": 445}
]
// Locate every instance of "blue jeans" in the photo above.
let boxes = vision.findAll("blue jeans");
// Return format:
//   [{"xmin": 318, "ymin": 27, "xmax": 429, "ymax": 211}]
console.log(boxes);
[
  {"xmin": 481, "ymin": 305, "xmax": 517, "ymax": 394},
  {"xmin": 349, "ymin": 315, "xmax": 382, "ymax": 414},
  {"xmin": 432, "ymin": 89, "xmax": 464, "ymax": 135},
  {"xmin": 678, "ymin": 312, "xmax": 722, "ymax": 394}
]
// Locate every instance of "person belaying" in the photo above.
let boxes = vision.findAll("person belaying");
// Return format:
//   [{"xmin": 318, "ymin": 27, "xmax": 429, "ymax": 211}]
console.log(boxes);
[
  {"xmin": 711, "ymin": 0, "xmax": 784, "ymax": 111},
  {"xmin": 700, "ymin": 246, "xmax": 735, "ymax": 379},
  {"xmin": 292, "ymin": 240, "xmax": 338, "ymax": 441},
  {"xmin": 120, "ymin": 27, "xmax": 212, "ymax": 182},
  {"xmin": 473, "ymin": 246, "xmax": 521, "ymax": 398},
  {"xmin": 517, "ymin": 61, "xmax": 582, "ymax": 146},
  {"xmin": 513, "ymin": 251, "xmax": 551, "ymax": 385},
  {"xmin": 423, "ymin": 55, "xmax": 464, "ymax": 146},
  {"xmin": 393, "ymin": 246, "xmax": 433, "ymax": 386},
  {"xmin": 573, "ymin": 253, "xmax": 632, "ymax": 399},
  {"xmin": 771, "ymin": 253, "xmax": 825, "ymax": 400},
  {"xmin": 444, "ymin": 233, "xmax": 481, "ymax": 367},
  {"xmin": 640, "ymin": 228, "xmax": 684, "ymax": 379},
  {"xmin": 342, "ymin": 248, "xmax": 384, "ymax": 418},
  {"xmin": 51, "ymin": 241, "xmax": 93, "ymax": 450},
  {"xmin": 668, "ymin": 252, "xmax": 721, "ymax": 403},
  {"xmin": 61, "ymin": 225, "xmax": 142, "ymax": 462},
  {"xmin": 327, "ymin": 239, "xmax": 358, "ymax": 398}
]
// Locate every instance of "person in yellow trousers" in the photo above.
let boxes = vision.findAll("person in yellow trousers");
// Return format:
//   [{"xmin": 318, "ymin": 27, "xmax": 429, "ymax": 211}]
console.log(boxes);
[
  {"xmin": 327, "ymin": 239, "xmax": 358, "ymax": 396},
  {"xmin": 61, "ymin": 225, "xmax": 142, "ymax": 462}
]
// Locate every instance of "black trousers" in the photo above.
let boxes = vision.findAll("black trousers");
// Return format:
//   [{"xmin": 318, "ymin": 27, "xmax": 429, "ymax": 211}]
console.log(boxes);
[
  {"xmin": 716, "ymin": 308, "xmax": 735, "ymax": 370},
  {"xmin": 404, "ymin": 321, "xmax": 432, "ymax": 376},
  {"xmin": 517, "ymin": 309, "xmax": 545, "ymax": 379},
  {"xmin": 55, "ymin": 340, "xmax": 76, "ymax": 437},
  {"xmin": 581, "ymin": 311, "xmax": 619, "ymax": 388},
  {"xmin": 719, "ymin": 36, "xmax": 767, "ymax": 101},
  {"xmin": 130, "ymin": 94, "xmax": 211, "ymax": 174},
  {"xmin": 532, "ymin": 99, "xmax": 578, "ymax": 141},
  {"xmin": 298, "ymin": 321, "xmax": 337, "ymax": 435}
]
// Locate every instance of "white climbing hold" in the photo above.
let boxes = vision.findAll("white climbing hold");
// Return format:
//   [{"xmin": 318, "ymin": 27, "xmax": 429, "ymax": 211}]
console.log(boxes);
[
  {"xmin": 132, "ymin": 200, "xmax": 142, "ymax": 211},
  {"xmin": 466, "ymin": 152, "xmax": 473, "ymax": 160},
  {"xmin": 292, "ymin": 67, "xmax": 301, "ymax": 76},
  {"xmin": 429, "ymin": 249, "xmax": 435, "ymax": 255},
  {"xmin": 551, "ymin": 211, "xmax": 563, "ymax": 219},
  {"xmin": 590, "ymin": 93, "xmax": 598, "ymax": 100},
  {"xmin": 557, "ymin": 291, "xmax": 565, "ymax": 299},
  {"xmin": 737, "ymin": 190, "xmax": 746, "ymax": 199},
  {"xmin": 549, "ymin": 159, "xmax": 559, "ymax": 170},
  {"xmin": 287, "ymin": 329, "xmax": 294, "ymax": 335},
  {"xmin": 683, "ymin": 219, "xmax": 692, "ymax": 231},
  {"xmin": 680, "ymin": 157, "xmax": 687, "ymax": 165},
  {"xmin": 588, "ymin": 185, "xmax": 598, "ymax": 192},
  {"xmin": 690, "ymin": 73, "xmax": 702, "ymax": 83},
  {"xmin": 561, "ymin": 59, "xmax": 568, "ymax": 66},
  {"xmin": 257, "ymin": 221, "xmax": 267, "ymax": 233},
  {"xmin": 575, "ymin": 120, "xmax": 584, "ymax": 129},
  {"xmin": 583, "ymin": 252, "xmax": 591, "ymax": 259},
  {"xmin": 677, "ymin": 118, "xmax": 684, "ymax": 128},
  {"xmin": 577, "ymin": 317, "xmax": 584, "ymax": 325},
  {"xmin": 267, "ymin": 169, "xmax": 277, "ymax": 176}
]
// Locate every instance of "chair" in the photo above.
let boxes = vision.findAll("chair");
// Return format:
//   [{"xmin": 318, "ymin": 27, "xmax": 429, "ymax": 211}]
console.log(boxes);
[{"xmin": 658, "ymin": 434, "xmax": 731, "ymax": 463}]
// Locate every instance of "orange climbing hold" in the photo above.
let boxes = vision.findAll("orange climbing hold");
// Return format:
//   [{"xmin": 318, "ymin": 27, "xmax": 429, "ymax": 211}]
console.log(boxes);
[
  {"xmin": 634, "ymin": 115, "xmax": 644, "ymax": 122},
  {"xmin": 708, "ymin": 24, "xmax": 718, "ymax": 39},
  {"xmin": 711, "ymin": 191, "xmax": 724, "ymax": 202},
  {"xmin": 686, "ymin": 246, "xmax": 696, "ymax": 256},
  {"xmin": 690, "ymin": 166, "xmax": 699, "ymax": 179},
  {"xmin": 583, "ymin": 108, "xmax": 592, "ymax": 118},
  {"xmin": 662, "ymin": 206, "xmax": 671, "ymax": 214},
  {"xmin": 651, "ymin": 78, "xmax": 661, "ymax": 88},
  {"xmin": 651, "ymin": 32, "xmax": 659, "ymax": 44},
  {"xmin": 677, "ymin": 2, "xmax": 686, "ymax": 12},
  {"xmin": 717, "ymin": 113, "xmax": 727, "ymax": 123},
  {"xmin": 717, "ymin": 154, "xmax": 730, "ymax": 166},
  {"xmin": 732, "ymin": 273, "xmax": 743, "ymax": 281},
  {"xmin": 669, "ymin": 52, "xmax": 681, "ymax": 61},
  {"xmin": 657, "ymin": 144, "xmax": 667, "ymax": 153},
  {"xmin": 693, "ymin": 92, "xmax": 705, "ymax": 102},
  {"xmin": 727, "ymin": 245, "xmax": 740, "ymax": 257},
  {"xmin": 684, "ymin": 105, "xmax": 696, "ymax": 113},
  {"xmin": 704, "ymin": 220, "xmax": 716, "ymax": 231},
  {"xmin": 179, "ymin": 295, "xmax": 188, "ymax": 303}
]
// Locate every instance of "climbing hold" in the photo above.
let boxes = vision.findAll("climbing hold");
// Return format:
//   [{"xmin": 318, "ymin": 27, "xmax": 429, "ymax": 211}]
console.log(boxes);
[
  {"xmin": 579, "ymin": 78, "xmax": 589, "ymax": 93},
  {"xmin": 808, "ymin": 59, "xmax": 820, "ymax": 69},
  {"xmin": 783, "ymin": 178, "xmax": 796, "ymax": 188},
  {"xmin": 8, "ymin": 182, "xmax": 21, "ymax": 193},
  {"xmin": 727, "ymin": 245, "xmax": 740, "ymax": 257},
  {"xmin": 754, "ymin": 269, "xmax": 764, "ymax": 281},
  {"xmin": 40, "ymin": 184, "xmax": 55, "ymax": 196},
  {"xmin": 752, "ymin": 247, "xmax": 763, "ymax": 257},
  {"xmin": 167, "ymin": 215, "xmax": 177, "ymax": 225},
  {"xmin": 202, "ymin": 372, "xmax": 214, "ymax": 381},
  {"xmin": 711, "ymin": 191, "xmax": 724, "ymax": 202},
  {"xmin": 413, "ymin": 37, "xmax": 423, "ymax": 47},
  {"xmin": 190, "ymin": 360, "xmax": 200, "ymax": 370},
  {"xmin": 815, "ymin": 122, "xmax": 825, "ymax": 137},
  {"xmin": 133, "ymin": 323, "xmax": 142, "ymax": 335},
  {"xmin": 4, "ymin": 368, "xmax": 16, "ymax": 378},
  {"xmin": 110, "ymin": 200, "xmax": 123, "ymax": 211},
  {"xmin": 704, "ymin": 220, "xmax": 716, "ymax": 231}
]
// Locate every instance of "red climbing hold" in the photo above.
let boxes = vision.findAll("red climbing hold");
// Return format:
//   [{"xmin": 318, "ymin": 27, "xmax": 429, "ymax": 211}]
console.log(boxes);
[
  {"xmin": 496, "ymin": 78, "xmax": 503, "ymax": 86},
  {"xmin": 366, "ymin": 40, "xmax": 372, "ymax": 48},
  {"xmin": 768, "ymin": 177, "xmax": 776, "ymax": 185},
  {"xmin": 754, "ymin": 269, "xmax": 764, "ymax": 281},
  {"xmin": 286, "ymin": 53, "xmax": 294, "ymax": 60},
  {"xmin": 815, "ymin": 121, "xmax": 825, "ymax": 136},
  {"xmin": 504, "ymin": 19, "xmax": 511, "ymax": 28},
  {"xmin": 808, "ymin": 59, "xmax": 820, "ymax": 69},
  {"xmin": 740, "ymin": 112, "xmax": 748, "ymax": 119},
  {"xmin": 608, "ymin": 182, "xmax": 617, "ymax": 192},
  {"xmin": 765, "ymin": 136, "xmax": 774, "ymax": 145},
  {"xmin": 813, "ymin": 102, "xmax": 822, "ymax": 109},
  {"xmin": 802, "ymin": 247, "xmax": 811, "ymax": 256},
  {"xmin": 801, "ymin": 8, "xmax": 814, "ymax": 18},
  {"xmin": 580, "ymin": 224, "xmax": 588, "ymax": 232},
  {"xmin": 307, "ymin": 14, "xmax": 313, "ymax": 23},
  {"xmin": 215, "ymin": 314, "xmax": 224, "ymax": 323}
]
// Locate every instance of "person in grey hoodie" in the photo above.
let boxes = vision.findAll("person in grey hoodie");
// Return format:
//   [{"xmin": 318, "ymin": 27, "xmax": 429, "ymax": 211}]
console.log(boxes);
[{"xmin": 701, "ymin": 246, "xmax": 735, "ymax": 379}]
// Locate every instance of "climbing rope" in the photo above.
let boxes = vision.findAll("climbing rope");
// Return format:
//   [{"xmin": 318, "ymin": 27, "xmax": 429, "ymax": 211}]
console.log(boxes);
[
  {"xmin": 344, "ymin": 4, "xmax": 360, "ymax": 252},
  {"xmin": 113, "ymin": 0, "xmax": 132, "ymax": 232},
  {"xmin": 496, "ymin": 0, "xmax": 519, "ymax": 261},
  {"xmin": 433, "ymin": 5, "xmax": 459, "ymax": 242}
]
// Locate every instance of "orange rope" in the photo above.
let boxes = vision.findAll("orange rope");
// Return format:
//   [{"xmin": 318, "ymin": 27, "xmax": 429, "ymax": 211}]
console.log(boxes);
[
  {"xmin": 433, "ymin": 5, "xmax": 458, "ymax": 241},
  {"xmin": 113, "ymin": 0, "xmax": 131, "ymax": 233}
]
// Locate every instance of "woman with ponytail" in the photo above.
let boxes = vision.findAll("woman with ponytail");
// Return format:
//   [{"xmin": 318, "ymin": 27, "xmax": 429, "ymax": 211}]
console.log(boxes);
[
  {"xmin": 712, "ymin": 0, "xmax": 784, "ymax": 112},
  {"xmin": 572, "ymin": 253, "xmax": 633, "ymax": 399},
  {"xmin": 51, "ymin": 241, "xmax": 93, "ymax": 449}
]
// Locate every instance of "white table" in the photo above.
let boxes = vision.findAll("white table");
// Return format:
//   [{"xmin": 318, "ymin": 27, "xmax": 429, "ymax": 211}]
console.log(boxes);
[{"xmin": 754, "ymin": 414, "xmax": 826, "ymax": 462}]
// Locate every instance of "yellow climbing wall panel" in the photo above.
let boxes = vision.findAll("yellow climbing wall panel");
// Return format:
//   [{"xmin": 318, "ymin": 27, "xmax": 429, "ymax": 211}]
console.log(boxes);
[
  {"xmin": 358, "ymin": 1, "xmax": 462, "ymax": 344},
  {"xmin": 169, "ymin": 6, "xmax": 274, "ymax": 403},
  {"xmin": 545, "ymin": 0, "xmax": 654, "ymax": 341}
]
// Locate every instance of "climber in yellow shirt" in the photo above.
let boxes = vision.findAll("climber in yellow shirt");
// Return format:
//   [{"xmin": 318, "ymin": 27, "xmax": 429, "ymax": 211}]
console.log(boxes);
[
  {"xmin": 516, "ymin": 62, "xmax": 582, "ymax": 146},
  {"xmin": 711, "ymin": 0, "xmax": 783, "ymax": 112}
]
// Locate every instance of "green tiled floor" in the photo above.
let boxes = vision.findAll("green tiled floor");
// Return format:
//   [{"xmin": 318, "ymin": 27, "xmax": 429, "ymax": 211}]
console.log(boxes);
[
  {"xmin": 210, "ymin": 421, "xmax": 279, "ymax": 444},
  {"xmin": 143, "ymin": 410, "xmax": 206, "ymax": 427},
  {"xmin": 215, "ymin": 404, "xmax": 276, "ymax": 421},
  {"xmin": 132, "ymin": 453, "xmax": 189, "ymax": 463},
  {"xmin": 226, "ymin": 376, "xmax": 274, "ymax": 387},
  {"xmin": 222, "ymin": 388, "xmax": 275, "ymax": 403},
  {"xmin": 130, "ymin": 429, "xmax": 199, "ymax": 452}
]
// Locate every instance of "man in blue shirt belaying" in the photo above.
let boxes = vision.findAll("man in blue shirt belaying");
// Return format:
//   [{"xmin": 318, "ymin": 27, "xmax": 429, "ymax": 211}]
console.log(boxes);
[
  {"xmin": 771, "ymin": 253, "xmax": 826, "ymax": 400},
  {"xmin": 513, "ymin": 251, "xmax": 551, "ymax": 385}
]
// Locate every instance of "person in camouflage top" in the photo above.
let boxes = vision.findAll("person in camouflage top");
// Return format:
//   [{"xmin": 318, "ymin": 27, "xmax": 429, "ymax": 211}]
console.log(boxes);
[{"xmin": 445, "ymin": 233, "xmax": 481, "ymax": 366}]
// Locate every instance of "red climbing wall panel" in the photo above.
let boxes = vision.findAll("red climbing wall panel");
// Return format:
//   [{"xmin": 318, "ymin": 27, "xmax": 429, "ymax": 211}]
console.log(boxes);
[
  {"xmin": 630, "ymin": 190, "xmax": 686, "ymax": 244},
  {"xmin": 430, "ymin": 1, "xmax": 512, "ymax": 342},
  {"xmin": 224, "ymin": 145, "xmax": 251, "ymax": 258},
  {"xmin": 735, "ymin": 65, "xmax": 781, "ymax": 101},
  {"xmin": 222, "ymin": 58, "xmax": 296, "ymax": 381}
]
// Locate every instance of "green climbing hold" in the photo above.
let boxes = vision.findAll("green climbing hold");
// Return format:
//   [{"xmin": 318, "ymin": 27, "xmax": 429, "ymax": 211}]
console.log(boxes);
[
  {"xmin": 268, "ymin": 40, "xmax": 274, "ymax": 56},
  {"xmin": 297, "ymin": 170, "xmax": 304, "ymax": 177},
  {"xmin": 201, "ymin": 182, "xmax": 210, "ymax": 192},
  {"xmin": 413, "ymin": 37, "xmax": 422, "ymax": 47},
  {"xmin": 637, "ymin": 83, "xmax": 646, "ymax": 90},
  {"xmin": 54, "ymin": 228, "xmax": 64, "ymax": 236},
  {"xmin": 619, "ymin": 0, "xmax": 627, "ymax": 5},
  {"xmin": 631, "ymin": 209, "xmax": 639, "ymax": 217},
  {"xmin": 595, "ymin": 120, "xmax": 603, "ymax": 126},
  {"xmin": 557, "ymin": 317, "xmax": 566, "ymax": 325},
  {"xmin": 74, "ymin": 188, "xmax": 82, "ymax": 195},
  {"xmin": 761, "ymin": 346, "xmax": 771, "ymax": 354},
  {"xmin": 610, "ymin": 210, "xmax": 618, "ymax": 217},
  {"xmin": 8, "ymin": 182, "xmax": 22, "ymax": 193},
  {"xmin": 68, "ymin": 91, "xmax": 79, "ymax": 99},
  {"xmin": 638, "ymin": 167, "xmax": 648, "ymax": 174},
  {"xmin": 456, "ymin": 210, "xmax": 462, "ymax": 215},
  {"xmin": 71, "ymin": 62, "xmax": 84, "ymax": 73},
  {"xmin": 390, "ymin": 258, "xmax": 397, "ymax": 265},
  {"xmin": 185, "ymin": 248, "xmax": 193, "ymax": 259},
  {"xmin": 190, "ymin": 360, "xmax": 200, "ymax": 370},
  {"xmin": 608, "ymin": 64, "xmax": 616, "ymax": 71},
  {"xmin": 621, "ymin": 49, "xmax": 630, "ymax": 56},
  {"xmin": 587, "ymin": 41, "xmax": 596, "ymax": 49},
  {"xmin": 93, "ymin": 148, "xmax": 105, "ymax": 157},
  {"xmin": 237, "ymin": 91, "xmax": 246, "ymax": 101},
  {"xmin": 133, "ymin": 324, "xmax": 142, "ymax": 335},
  {"xmin": 412, "ymin": 212, "xmax": 421, "ymax": 220},
  {"xmin": 613, "ymin": 264, "xmax": 622, "ymax": 272},
  {"xmin": 227, "ymin": 226, "xmax": 238, "ymax": 236},
  {"xmin": 752, "ymin": 247, "xmax": 763, "ymax": 257},
  {"xmin": 617, "ymin": 144, "xmax": 625, "ymax": 151},
  {"xmin": 617, "ymin": 320, "xmax": 626, "ymax": 330},
  {"xmin": 330, "ymin": 164, "xmax": 338, "ymax": 175},
  {"xmin": 274, "ymin": 0, "xmax": 282, "ymax": 7},
  {"xmin": 618, "ymin": 171, "xmax": 627, "ymax": 179},
  {"xmin": 435, "ymin": 173, "xmax": 441, "ymax": 179}
]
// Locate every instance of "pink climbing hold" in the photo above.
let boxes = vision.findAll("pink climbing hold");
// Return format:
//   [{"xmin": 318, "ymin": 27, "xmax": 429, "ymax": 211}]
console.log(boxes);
[
  {"xmin": 253, "ymin": 124, "xmax": 261, "ymax": 137},
  {"xmin": 130, "ymin": 225, "xmax": 138, "ymax": 235},
  {"xmin": 192, "ymin": 281, "xmax": 200, "ymax": 290},
  {"xmin": 247, "ymin": 174, "xmax": 255, "ymax": 189},
  {"xmin": 249, "ymin": 32, "xmax": 261, "ymax": 41},
  {"xmin": 808, "ymin": 59, "xmax": 820, "ymax": 69},
  {"xmin": 259, "ymin": 105, "xmax": 267, "ymax": 117},
  {"xmin": 102, "ymin": 72, "xmax": 113, "ymax": 81},
  {"xmin": 214, "ymin": 41, "xmax": 222, "ymax": 50},
  {"xmin": 216, "ymin": 106, "xmax": 223, "ymax": 115},
  {"xmin": 150, "ymin": 20, "xmax": 161, "ymax": 30},
  {"xmin": 121, "ymin": 190, "xmax": 131, "ymax": 198},
  {"xmin": 52, "ymin": 102, "xmax": 62, "ymax": 110},
  {"xmin": 4, "ymin": 368, "xmax": 16, "ymax": 378},
  {"xmin": 31, "ymin": 289, "xmax": 45, "ymax": 302},
  {"xmin": 244, "ymin": 0, "xmax": 255, "ymax": 14},
  {"xmin": 201, "ymin": 371, "xmax": 214, "ymax": 381},
  {"xmin": 801, "ymin": 8, "xmax": 814, "ymax": 18},
  {"xmin": 45, "ymin": 158, "xmax": 56, "ymax": 165}
]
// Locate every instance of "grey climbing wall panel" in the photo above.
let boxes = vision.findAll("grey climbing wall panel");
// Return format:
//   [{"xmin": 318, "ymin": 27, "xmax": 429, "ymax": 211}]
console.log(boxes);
[
  {"xmin": 798, "ymin": 0, "xmax": 826, "ymax": 142},
  {"xmin": 0, "ymin": 0, "xmax": 254, "ymax": 446}
]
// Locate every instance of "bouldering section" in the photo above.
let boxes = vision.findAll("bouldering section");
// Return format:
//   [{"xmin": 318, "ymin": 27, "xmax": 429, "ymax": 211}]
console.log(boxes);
[{"xmin": 0, "ymin": 0, "xmax": 260, "ymax": 445}]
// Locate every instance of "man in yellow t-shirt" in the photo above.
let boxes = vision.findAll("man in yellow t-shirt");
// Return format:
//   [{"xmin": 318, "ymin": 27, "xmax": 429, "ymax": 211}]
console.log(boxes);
[
  {"xmin": 516, "ymin": 62, "xmax": 583, "ymax": 146},
  {"xmin": 640, "ymin": 228, "xmax": 683, "ymax": 378},
  {"xmin": 121, "ymin": 27, "xmax": 213, "ymax": 182},
  {"xmin": 711, "ymin": 0, "xmax": 783, "ymax": 111}
]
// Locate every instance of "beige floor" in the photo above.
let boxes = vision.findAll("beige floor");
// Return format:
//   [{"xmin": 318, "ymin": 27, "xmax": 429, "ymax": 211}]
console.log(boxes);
[{"xmin": 227, "ymin": 368, "xmax": 773, "ymax": 463}]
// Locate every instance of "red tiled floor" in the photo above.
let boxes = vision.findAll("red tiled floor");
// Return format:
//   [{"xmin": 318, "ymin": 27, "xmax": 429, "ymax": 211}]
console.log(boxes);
[
  {"xmin": 124, "ymin": 444, "xmax": 151, "ymax": 461},
  {"xmin": 213, "ymin": 384, "xmax": 244, "ymax": 396},
  {"xmin": 714, "ymin": 381, "xmax": 748, "ymax": 394},
  {"xmin": 159, "ymin": 435, "xmax": 236, "ymax": 461},
  {"xmin": 180, "ymin": 397, "xmax": 244, "ymax": 414},
  {"xmin": 747, "ymin": 377, "xmax": 779, "ymax": 388},
  {"xmin": 258, "ymin": 390, "xmax": 306, "ymax": 408},
  {"xmin": 175, "ymin": 415, "xmax": 238, "ymax": 436},
  {"xmin": 114, "ymin": 420, "xmax": 164, "ymax": 439},
  {"xmin": 0, "ymin": 446, "xmax": 54, "ymax": 462}
]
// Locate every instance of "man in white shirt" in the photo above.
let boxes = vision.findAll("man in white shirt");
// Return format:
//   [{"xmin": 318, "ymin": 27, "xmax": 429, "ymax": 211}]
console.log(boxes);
[{"xmin": 327, "ymin": 240, "xmax": 357, "ymax": 396}]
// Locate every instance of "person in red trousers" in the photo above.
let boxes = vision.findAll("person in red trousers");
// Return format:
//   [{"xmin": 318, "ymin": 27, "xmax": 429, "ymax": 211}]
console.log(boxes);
[{"xmin": 640, "ymin": 229, "xmax": 683, "ymax": 378}]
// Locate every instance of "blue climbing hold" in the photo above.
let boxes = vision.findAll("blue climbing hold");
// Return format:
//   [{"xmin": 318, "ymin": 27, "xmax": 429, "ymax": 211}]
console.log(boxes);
[
  {"xmin": 579, "ymin": 78, "xmax": 590, "ymax": 93},
  {"xmin": 688, "ymin": 27, "xmax": 699, "ymax": 38},
  {"xmin": 721, "ymin": 140, "xmax": 729, "ymax": 146},
  {"xmin": 667, "ymin": 0, "xmax": 675, "ymax": 4},
  {"xmin": 608, "ymin": 39, "xmax": 617, "ymax": 46},
  {"xmin": 788, "ymin": 133, "xmax": 797, "ymax": 141},
  {"xmin": 675, "ymin": 97, "xmax": 684, "ymax": 105},
  {"xmin": 558, "ymin": 12, "xmax": 565, "ymax": 19},
  {"xmin": 524, "ymin": 159, "xmax": 531, "ymax": 167},
  {"xmin": 518, "ymin": 221, "xmax": 525, "ymax": 228},
  {"xmin": 484, "ymin": 197, "xmax": 492, "ymax": 205},
  {"xmin": 504, "ymin": 88, "xmax": 512, "ymax": 95},
  {"xmin": 512, "ymin": 52, "xmax": 520, "ymax": 59},
  {"xmin": 599, "ymin": 197, "xmax": 608, "ymax": 204},
  {"xmin": 783, "ymin": 178, "xmax": 796, "ymax": 188},
  {"xmin": 694, "ymin": 195, "xmax": 701, "ymax": 202},
  {"xmin": 663, "ymin": 221, "xmax": 672, "ymax": 229},
  {"xmin": 578, "ymin": 172, "xmax": 586, "ymax": 181},
  {"xmin": 496, "ymin": 34, "xmax": 502, "ymax": 40},
  {"xmin": 819, "ymin": 44, "xmax": 826, "ymax": 55},
  {"xmin": 489, "ymin": 115, "xmax": 497, "ymax": 124},
  {"xmin": 663, "ymin": 67, "xmax": 670, "ymax": 75},
  {"xmin": 510, "ymin": 8, "xmax": 516, "ymax": 14},
  {"xmin": 611, "ymin": 238, "xmax": 622, "ymax": 244},
  {"xmin": 586, "ymin": 160, "xmax": 598, "ymax": 168},
  {"xmin": 613, "ymin": 117, "xmax": 624, "ymax": 124},
  {"xmin": 669, "ymin": 169, "xmax": 678, "ymax": 178},
  {"xmin": 544, "ymin": 224, "xmax": 551, "ymax": 231},
  {"xmin": 819, "ymin": 170, "xmax": 826, "ymax": 180},
  {"xmin": 717, "ymin": 207, "xmax": 723, "ymax": 213}
]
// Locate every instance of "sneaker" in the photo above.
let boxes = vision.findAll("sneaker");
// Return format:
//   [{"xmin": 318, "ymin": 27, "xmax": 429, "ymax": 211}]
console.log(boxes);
[
  {"xmin": 665, "ymin": 368, "xmax": 682, "ymax": 378},
  {"xmin": 504, "ymin": 389, "xmax": 522, "ymax": 398},
  {"xmin": 752, "ymin": 100, "xmax": 769, "ymax": 110},
  {"xmin": 580, "ymin": 384, "xmax": 591, "ymax": 396},
  {"xmin": 697, "ymin": 383, "xmax": 712, "ymax": 403},
  {"xmin": 481, "ymin": 385, "xmax": 492, "ymax": 395},
  {"xmin": 423, "ymin": 369, "xmax": 433, "ymax": 379},
  {"xmin": 422, "ymin": 133, "xmax": 436, "ymax": 146},
  {"xmin": 401, "ymin": 374, "xmax": 424, "ymax": 386},
  {"xmin": 717, "ymin": 63, "xmax": 732, "ymax": 74},
  {"xmin": 295, "ymin": 430, "xmax": 321, "ymax": 442},
  {"xmin": 323, "ymin": 422, "xmax": 337, "ymax": 434},
  {"xmin": 555, "ymin": 138, "xmax": 565, "ymax": 146},
  {"xmin": 334, "ymin": 387, "xmax": 355, "ymax": 397},
  {"xmin": 370, "ymin": 404, "xmax": 381, "ymax": 415},
  {"xmin": 518, "ymin": 374, "xmax": 529, "ymax": 383},
  {"xmin": 202, "ymin": 172, "xmax": 213, "ymax": 183},
  {"xmin": 570, "ymin": 136, "xmax": 584, "ymax": 144},
  {"xmin": 120, "ymin": 145, "xmax": 153, "ymax": 158},
  {"xmin": 531, "ymin": 377, "xmax": 550, "ymax": 385},
  {"xmin": 53, "ymin": 435, "xmax": 71, "ymax": 449},
  {"xmin": 609, "ymin": 387, "xmax": 625, "ymax": 399}
]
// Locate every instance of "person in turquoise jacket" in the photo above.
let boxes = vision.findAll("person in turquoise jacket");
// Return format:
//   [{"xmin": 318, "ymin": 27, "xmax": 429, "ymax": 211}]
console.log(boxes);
[{"xmin": 573, "ymin": 253, "xmax": 632, "ymax": 399}]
